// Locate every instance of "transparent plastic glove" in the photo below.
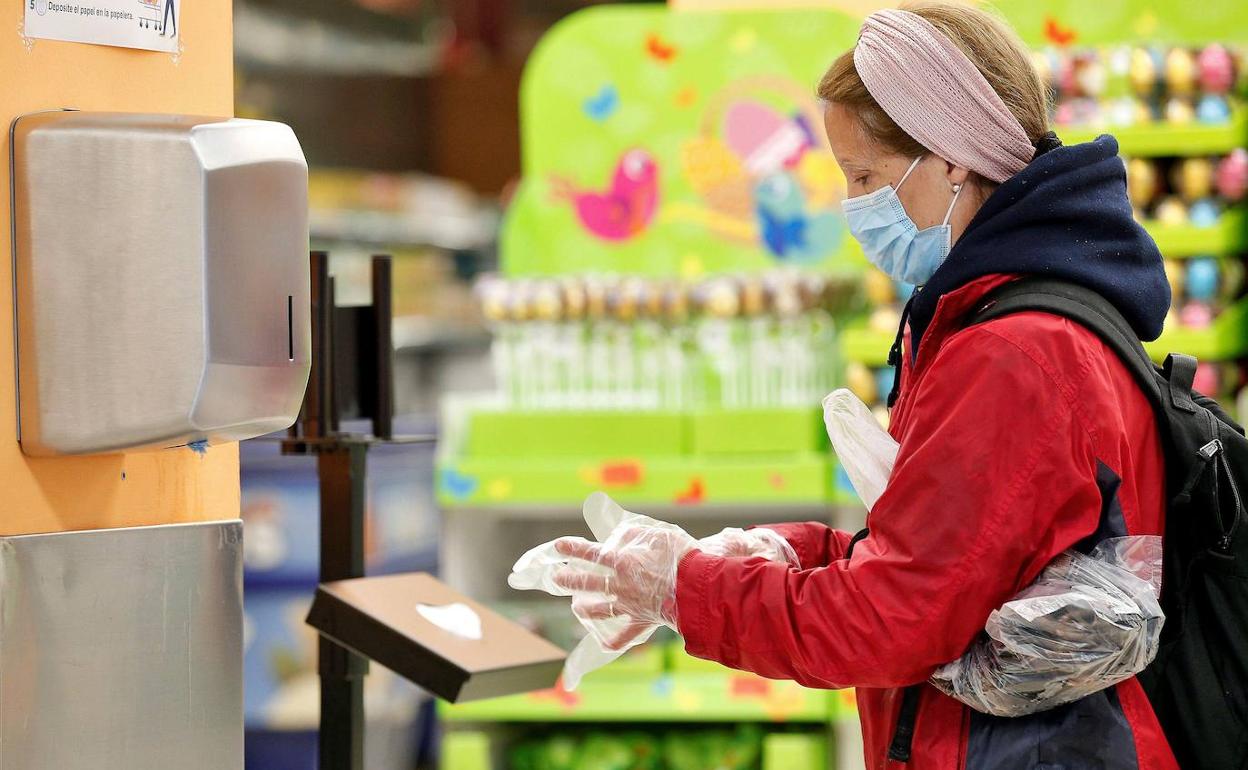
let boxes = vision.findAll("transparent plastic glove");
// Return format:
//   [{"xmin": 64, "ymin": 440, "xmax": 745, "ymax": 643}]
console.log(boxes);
[
  {"xmin": 931, "ymin": 536, "xmax": 1165, "ymax": 716},
  {"xmin": 508, "ymin": 492, "xmax": 695, "ymax": 689},
  {"xmin": 822, "ymin": 388, "xmax": 900, "ymax": 510},
  {"xmin": 697, "ymin": 527, "xmax": 801, "ymax": 567}
]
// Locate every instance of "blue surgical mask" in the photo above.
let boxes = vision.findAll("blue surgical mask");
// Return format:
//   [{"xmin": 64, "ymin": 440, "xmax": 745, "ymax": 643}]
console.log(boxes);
[{"xmin": 842, "ymin": 157, "xmax": 963, "ymax": 286}]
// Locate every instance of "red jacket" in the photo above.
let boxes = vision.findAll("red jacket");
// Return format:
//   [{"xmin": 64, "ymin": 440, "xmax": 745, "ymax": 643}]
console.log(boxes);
[{"xmin": 675, "ymin": 275, "xmax": 1179, "ymax": 769}]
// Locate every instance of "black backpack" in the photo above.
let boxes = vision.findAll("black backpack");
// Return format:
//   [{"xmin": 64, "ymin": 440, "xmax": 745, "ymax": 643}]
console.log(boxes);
[{"xmin": 968, "ymin": 277, "xmax": 1248, "ymax": 769}]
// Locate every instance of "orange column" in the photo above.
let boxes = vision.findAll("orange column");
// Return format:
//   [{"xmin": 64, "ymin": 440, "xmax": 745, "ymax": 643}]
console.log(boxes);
[{"xmin": 0, "ymin": 2, "xmax": 241, "ymax": 535}]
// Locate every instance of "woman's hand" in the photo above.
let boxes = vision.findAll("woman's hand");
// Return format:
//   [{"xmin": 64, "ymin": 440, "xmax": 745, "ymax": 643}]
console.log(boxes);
[
  {"xmin": 551, "ymin": 525, "xmax": 697, "ymax": 650},
  {"xmin": 697, "ymin": 527, "xmax": 801, "ymax": 567}
]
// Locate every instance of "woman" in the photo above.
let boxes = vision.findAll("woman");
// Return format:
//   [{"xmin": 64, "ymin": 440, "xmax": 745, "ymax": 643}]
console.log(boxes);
[{"xmin": 549, "ymin": 3, "xmax": 1176, "ymax": 767}]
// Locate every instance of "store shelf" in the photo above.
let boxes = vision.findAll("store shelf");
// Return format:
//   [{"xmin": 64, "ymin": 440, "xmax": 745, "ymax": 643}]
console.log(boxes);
[
  {"xmin": 437, "ymin": 452, "xmax": 834, "ymax": 508},
  {"xmin": 440, "ymin": 670, "xmax": 836, "ymax": 724},
  {"xmin": 841, "ymin": 327, "xmax": 895, "ymax": 368},
  {"xmin": 844, "ymin": 297, "xmax": 1248, "ymax": 368},
  {"xmin": 1060, "ymin": 109, "xmax": 1248, "ymax": 157},
  {"xmin": 1146, "ymin": 298, "xmax": 1248, "ymax": 363},
  {"xmin": 1145, "ymin": 211, "xmax": 1246, "ymax": 258}
]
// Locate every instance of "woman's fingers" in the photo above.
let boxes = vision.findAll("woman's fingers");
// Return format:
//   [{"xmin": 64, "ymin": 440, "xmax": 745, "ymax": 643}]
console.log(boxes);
[
  {"xmin": 554, "ymin": 537, "xmax": 614, "ymax": 567},
  {"xmin": 552, "ymin": 567, "xmax": 610, "ymax": 594},
  {"xmin": 571, "ymin": 597, "xmax": 616, "ymax": 621},
  {"xmin": 604, "ymin": 620, "xmax": 653, "ymax": 651}
]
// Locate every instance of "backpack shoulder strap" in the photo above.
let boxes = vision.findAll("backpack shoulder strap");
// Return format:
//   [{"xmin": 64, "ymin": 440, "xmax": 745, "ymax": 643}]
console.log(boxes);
[{"xmin": 968, "ymin": 277, "xmax": 1168, "ymax": 411}]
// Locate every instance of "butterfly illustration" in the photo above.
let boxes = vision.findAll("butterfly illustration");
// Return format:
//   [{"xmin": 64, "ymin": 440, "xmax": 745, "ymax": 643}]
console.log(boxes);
[
  {"xmin": 1044, "ymin": 16, "xmax": 1077, "ymax": 47},
  {"xmin": 754, "ymin": 171, "xmax": 843, "ymax": 263},
  {"xmin": 583, "ymin": 84, "xmax": 619, "ymax": 123},
  {"xmin": 646, "ymin": 33, "xmax": 678, "ymax": 64},
  {"xmin": 439, "ymin": 468, "xmax": 478, "ymax": 500}
]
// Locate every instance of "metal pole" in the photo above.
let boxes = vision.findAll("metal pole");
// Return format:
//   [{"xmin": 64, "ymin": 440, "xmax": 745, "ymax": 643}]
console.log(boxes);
[
  {"xmin": 317, "ymin": 442, "xmax": 369, "ymax": 770},
  {"xmin": 371, "ymin": 255, "xmax": 393, "ymax": 441},
  {"xmin": 302, "ymin": 251, "xmax": 332, "ymax": 440}
]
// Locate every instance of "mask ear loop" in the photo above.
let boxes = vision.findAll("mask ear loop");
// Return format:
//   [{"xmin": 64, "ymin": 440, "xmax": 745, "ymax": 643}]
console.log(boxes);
[
  {"xmin": 894, "ymin": 156, "xmax": 924, "ymax": 191},
  {"xmin": 942, "ymin": 183, "xmax": 963, "ymax": 226}
]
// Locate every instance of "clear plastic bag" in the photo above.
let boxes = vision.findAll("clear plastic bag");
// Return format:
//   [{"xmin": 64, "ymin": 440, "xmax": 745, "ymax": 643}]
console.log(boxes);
[
  {"xmin": 821, "ymin": 389, "xmax": 1166, "ymax": 716},
  {"xmin": 931, "ymin": 535, "xmax": 1165, "ymax": 716},
  {"xmin": 822, "ymin": 388, "xmax": 899, "ymax": 510}
]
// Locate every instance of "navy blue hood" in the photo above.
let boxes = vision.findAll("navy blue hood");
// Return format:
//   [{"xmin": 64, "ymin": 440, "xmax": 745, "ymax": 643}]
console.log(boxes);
[{"xmin": 908, "ymin": 135, "xmax": 1170, "ymax": 349}]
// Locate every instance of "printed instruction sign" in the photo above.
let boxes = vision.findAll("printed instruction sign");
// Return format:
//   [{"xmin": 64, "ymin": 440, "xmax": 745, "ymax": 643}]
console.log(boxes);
[{"xmin": 24, "ymin": 0, "xmax": 180, "ymax": 53}]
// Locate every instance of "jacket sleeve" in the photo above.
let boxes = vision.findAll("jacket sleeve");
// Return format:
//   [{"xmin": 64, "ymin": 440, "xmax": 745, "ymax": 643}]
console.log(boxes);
[
  {"xmin": 675, "ymin": 327, "xmax": 1105, "ymax": 689},
  {"xmin": 752, "ymin": 523, "xmax": 858, "ymax": 569}
]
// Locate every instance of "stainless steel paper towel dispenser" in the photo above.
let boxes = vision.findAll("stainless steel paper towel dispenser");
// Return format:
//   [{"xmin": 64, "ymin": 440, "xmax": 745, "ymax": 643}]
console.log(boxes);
[{"xmin": 10, "ymin": 111, "xmax": 312, "ymax": 455}]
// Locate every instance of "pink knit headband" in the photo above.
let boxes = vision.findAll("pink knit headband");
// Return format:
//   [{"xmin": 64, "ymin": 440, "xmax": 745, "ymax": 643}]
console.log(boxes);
[{"xmin": 852, "ymin": 9, "xmax": 1035, "ymax": 183}]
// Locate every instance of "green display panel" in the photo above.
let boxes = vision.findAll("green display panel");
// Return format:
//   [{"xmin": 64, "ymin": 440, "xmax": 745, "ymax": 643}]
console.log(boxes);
[
  {"xmin": 498, "ymin": 0, "xmax": 1248, "ymax": 281},
  {"xmin": 991, "ymin": 0, "xmax": 1248, "ymax": 47},
  {"xmin": 502, "ymin": 7, "xmax": 862, "ymax": 278}
]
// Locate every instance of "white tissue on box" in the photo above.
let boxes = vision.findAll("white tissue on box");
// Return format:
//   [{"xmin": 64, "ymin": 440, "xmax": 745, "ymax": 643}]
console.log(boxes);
[{"xmin": 416, "ymin": 602, "xmax": 483, "ymax": 641}]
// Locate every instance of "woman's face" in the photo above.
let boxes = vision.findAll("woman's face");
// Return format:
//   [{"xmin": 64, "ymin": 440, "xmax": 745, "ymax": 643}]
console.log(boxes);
[{"xmin": 823, "ymin": 102, "xmax": 981, "ymax": 242}]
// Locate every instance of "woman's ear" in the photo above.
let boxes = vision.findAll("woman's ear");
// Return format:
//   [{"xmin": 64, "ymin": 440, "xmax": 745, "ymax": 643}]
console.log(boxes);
[{"xmin": 946, "ymin": 162, "xmax": 972, "ymax": 189}]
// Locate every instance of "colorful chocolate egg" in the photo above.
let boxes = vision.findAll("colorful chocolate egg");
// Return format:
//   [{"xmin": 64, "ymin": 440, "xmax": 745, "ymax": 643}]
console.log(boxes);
[
  {"xmin": 868, "ymin": 305, "xmax": 901, "ymax": 334},
  {"xmin": 1216, "ymin": 149, "xmax": 1248, "ymax": 201},
  {"xmin": 1193, "ymin": 362, "xmax": 1220, "ymax": 396},
  {"xmin": 1189, "ymin": 198, "xmax": 1222, "ymax": 228},
  {"xmin": 1164, "ymin": 96, "xmax": 1195, "ymax": 124},
  {"xmin": 1106, "ymin": 97, "xmax": 1139, "ymax": 126},
  {"xmin": 1129, "ymin": 47, "xmax": 1158, "ymax": 96},
  {"xmin": 846, "ymin": 361, "xmax": 878, "ymax": 404},
  {"xmin": 1074, "ymin": 54, "xmax": 1107, "ymax": 98},
  {"xmin": 1127, "ymin": 158, "xmax": 1159, "ymax": 210},
  {"xmin": 1054, "ymin": 101, "xmax": 1079, "ymax": 126},
  {"xmin": 1172, "ymin": 157, "xmax": 1214, "ymax": 201},
  {"xmin": 1197, "ymin": 43, "xmax": 1235, "ymax": 94},
  {"xmin": 1185, "ymin": 257, "xmax": 1220, "ymax": 302},
  {"xmin": 1056, "ymin": 53, "xmax": 1077, "ymax": 98},
  {"xmin": 1165, "ymin": 47, "xmax": 1197, "ymax": 97},
  {"xmin": 1179, "ymin": 301, "xmax": 1214, "ymax": 329},
  {"xmin": 863, "ymin": 270, "xmax": 896, "ymax": 306},
  {"xmin": 1164, "ymin": 259, "xmax": 1184, "ymax": 301},
  {"xmin": 1154, "ymin": 196, "xmax": 1189, "ymax": 226},
  {"xmin": 1105, "ymin": 46, "xmax": 1133, "ymax": 99},
  {"xmin": 1220, "ymin": 258, "xmax": 1245, "ymax": 300},
  {"xmin": 1196, "ymin": 94, "xmax": 1232, "ymax": 124}
]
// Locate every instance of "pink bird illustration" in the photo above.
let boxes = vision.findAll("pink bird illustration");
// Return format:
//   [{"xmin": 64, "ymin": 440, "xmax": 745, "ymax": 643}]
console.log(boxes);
[{"xmin": 550, "ymin": 149, "xmax": 660, "ymax": 241}]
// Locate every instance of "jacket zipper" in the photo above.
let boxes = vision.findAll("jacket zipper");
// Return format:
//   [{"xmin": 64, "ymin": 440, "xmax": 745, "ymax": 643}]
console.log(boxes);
[{"xmin": 1216, "ymin": 448, "xmax": 1242, "ymax": 552}]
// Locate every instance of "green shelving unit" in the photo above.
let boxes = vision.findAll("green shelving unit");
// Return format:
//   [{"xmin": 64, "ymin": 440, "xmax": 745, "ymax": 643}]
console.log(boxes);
[
  {"xmin": 439, "ymin": 453, "xmax": 834, "ymax": 508},
  {"xmin": 843, "ymin": 297, "xmax": 1248, "ymax": 370},
  {"xmin": 1145, "ymin": 211, "xmax": 1247, "ymax": 258},
  {"xmin": 1146, "ymin": 299, "xmax": 1248, "ymax": 362},
  {"xmin": 441, "ymin": 670, "xmax": 836, "ymax": 724},
  {"xmin": 841, "ymin": 327, "xmax": 895, "ymax": 369},
  {"xmin": 439, "ymin": 406, "xmax": 836, "ymax": 508},
  {"xmin": 1061, "ymin": 110, "xmax": 1248, "ymax": 157},
  {"xmin": 439, "ymin": 645, "xmax": 844, "ymax": 770}
]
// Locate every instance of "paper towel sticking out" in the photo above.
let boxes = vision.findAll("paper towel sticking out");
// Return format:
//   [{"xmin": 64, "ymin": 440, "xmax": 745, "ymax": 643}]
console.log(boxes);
[{"xmin": 416, "ymin": 602, "xmax": 483, "ymax": 641}]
